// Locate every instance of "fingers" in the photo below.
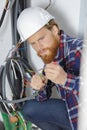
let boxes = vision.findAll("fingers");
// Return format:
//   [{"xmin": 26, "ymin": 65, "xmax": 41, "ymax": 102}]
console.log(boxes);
[
  {"xmin": 44, "ymin": 62, "xmax": 67, "ymax": 85},
  {"xmin": 30, "ymin": 73, "xmax": 47, "ymax": 91},
  {"xmin": 44, "ymin": 62, "xmax": 59, "ymax": 76}
]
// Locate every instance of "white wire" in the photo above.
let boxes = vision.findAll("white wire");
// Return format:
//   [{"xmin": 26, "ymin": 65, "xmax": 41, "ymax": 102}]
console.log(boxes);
[
  {"xmin": 11, "ymin": 59, "xmax": 17, "ymax": 79},
  {"xmin": 12, "ymin": 59, "xmax": 24, "ymax": 98}
]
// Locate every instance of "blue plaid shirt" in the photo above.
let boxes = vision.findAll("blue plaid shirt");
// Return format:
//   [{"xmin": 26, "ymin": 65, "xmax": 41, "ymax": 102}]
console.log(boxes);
[{"xmin": 34, "ymin": 30, "xmax": 83, "ymax": 130}]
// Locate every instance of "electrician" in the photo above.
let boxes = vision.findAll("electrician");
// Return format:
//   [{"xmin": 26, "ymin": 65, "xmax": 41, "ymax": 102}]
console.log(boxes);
[{"xmin": 17, "ymin": 7, "xmax": 83, "ymax": 130}]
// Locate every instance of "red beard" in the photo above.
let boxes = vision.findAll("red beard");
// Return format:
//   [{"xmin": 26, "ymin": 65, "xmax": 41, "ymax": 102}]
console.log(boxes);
[{"xmin": 37, "ymin": 45, "xmax": 58, "ymax": 64}]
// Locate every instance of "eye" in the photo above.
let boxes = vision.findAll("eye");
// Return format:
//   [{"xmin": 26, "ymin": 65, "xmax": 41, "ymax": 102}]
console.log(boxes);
[
  {"xmin": 30, "ymin": 42, "xmax": 35, "ymax": 45},
  {"xmin": 39, "ymin": 36, "xmax": 45, "ymax": 41}
]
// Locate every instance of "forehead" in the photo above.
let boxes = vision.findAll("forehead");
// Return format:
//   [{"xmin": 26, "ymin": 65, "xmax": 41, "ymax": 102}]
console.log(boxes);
[{"xmin": 27, "ymin": 27, "xmax": 48, "ymax": 42}]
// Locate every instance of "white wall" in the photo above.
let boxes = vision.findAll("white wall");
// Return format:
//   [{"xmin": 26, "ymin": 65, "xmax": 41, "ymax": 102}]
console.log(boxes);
[
  {"xmin": 79, "ymin": 0, "xmax": 87, "ymax": 38},
  {"xmin": 31, "ymin": 0, "xmax": 81, "ymax": 37},
  {"xmin": 78, "ymin": 0, "xmax": 87, "ymax": 129},
  {"xmin": 0, "ymin": 0, "xmax": 13, "ymax": 65}
]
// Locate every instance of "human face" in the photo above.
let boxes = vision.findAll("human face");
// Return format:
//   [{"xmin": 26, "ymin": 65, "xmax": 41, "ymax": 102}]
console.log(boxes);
[{"xmin": 27, "ymin": 26, "xmax": 60, "ymax": 64}]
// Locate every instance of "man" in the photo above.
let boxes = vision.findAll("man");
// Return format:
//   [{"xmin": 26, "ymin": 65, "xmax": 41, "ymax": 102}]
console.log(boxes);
[{"xmin": 17, "ymin": 7, "xmax": 83, "ymax": 130}]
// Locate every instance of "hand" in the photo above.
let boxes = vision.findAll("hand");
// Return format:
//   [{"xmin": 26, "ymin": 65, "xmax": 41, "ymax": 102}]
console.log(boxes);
[
  {"xmin": 44, "ymin": 62, "xmax": 67, "ymax": 85},
  {"xmin": 30, "ymin": 74, "xmax": 47, "ymax": 91}
]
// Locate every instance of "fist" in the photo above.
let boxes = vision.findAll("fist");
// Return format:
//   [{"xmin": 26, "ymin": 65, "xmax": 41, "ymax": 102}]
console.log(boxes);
[
  {"xmin": 44, "ymin": 62, "xmax": 67, "ymax": 85},
  {"xmin": 31, "ymin": 74, "xmax": 47, "ymax": 91}
]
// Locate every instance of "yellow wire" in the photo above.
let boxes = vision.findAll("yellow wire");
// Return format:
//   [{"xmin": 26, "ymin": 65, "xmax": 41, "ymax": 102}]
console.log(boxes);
[{"xmin": 13, "ymin": 112, "xmax": 27, "ymax": 130}]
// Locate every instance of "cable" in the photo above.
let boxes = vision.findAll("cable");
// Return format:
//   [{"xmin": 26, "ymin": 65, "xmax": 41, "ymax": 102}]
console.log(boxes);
[
  {"xmin": 45, "ymin": 0, "xmax": 53, "ymax": 10},
  {"xmin": 0, "ymin": 0, "xmax": 16, "ymax": 27},
  {"xmin": 0, "ymin": 0, "xmax": 9, "ymax": 27},
  {"xmin": 12, "ymin": 111, "xmax": 27, "ymax": 130},
  {"xmin": 0, "ymin": 42, "xmax": 35, "ymax": 113},
  {"xmin": 0, "ymin": 0, "xmax": 33, "ymax": 117}
]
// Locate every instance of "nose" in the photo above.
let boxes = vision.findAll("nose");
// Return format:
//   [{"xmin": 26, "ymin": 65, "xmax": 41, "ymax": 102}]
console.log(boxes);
[{"xmin": 36, "ymin": 41, "xmax": 43, "ymax": 51}]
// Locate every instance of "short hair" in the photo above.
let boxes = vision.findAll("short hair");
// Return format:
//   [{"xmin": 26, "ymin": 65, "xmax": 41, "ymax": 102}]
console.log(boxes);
[{"xmin": 45, "ymin": 19, "xmax": 59, "ymax": 30}]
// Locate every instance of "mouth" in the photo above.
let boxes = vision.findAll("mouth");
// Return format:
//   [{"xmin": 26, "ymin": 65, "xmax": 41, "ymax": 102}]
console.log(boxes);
[{"xmin": 38, "ymin": 49, "xmax": 47, "ymax": 57}]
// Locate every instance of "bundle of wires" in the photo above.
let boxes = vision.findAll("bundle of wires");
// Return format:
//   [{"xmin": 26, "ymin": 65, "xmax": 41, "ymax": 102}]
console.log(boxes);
[{"xmin": 0, "ymin": 43, "xmax": 34, "ymax": 113}]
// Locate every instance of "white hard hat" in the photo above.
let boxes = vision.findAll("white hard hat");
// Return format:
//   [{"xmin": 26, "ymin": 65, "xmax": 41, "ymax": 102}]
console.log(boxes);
[{"xmin": 17, "ymin": 7, "xmax": 54, "ymax": 42}]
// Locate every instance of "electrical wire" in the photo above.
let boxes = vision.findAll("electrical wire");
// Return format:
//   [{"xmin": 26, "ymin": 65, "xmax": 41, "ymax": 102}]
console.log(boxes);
[
  {"xmin": 0, "ymin": 43, "xmax": 34, "ymax": 113},
  {"xmin": 45, "ymin": 0, "xmax": 52, "ymax": 10},
  {"xmin": 12, "ymin": 111, "xmax": 27, "ymax": 130},
  {"xmin": 0, "ymin": 42, "xmax": 46, "ymax": 113},
  {"xmin": 0, "ymin": 0, "xmax": 16, "ymax": 27},
  {"xmin": 12, "ymin": 59, "xmax": 24, "ymax": 98},
  {"xmin": 0, "ymin": 0, "xmax": 46, "ymax": 116},
  {"xmin": 0, "ymin": 0, "xmax": 9, "ymax": 27},
  {"xmin": 0, "ymin": 1, "xmax": 34, "ymax": 126}
]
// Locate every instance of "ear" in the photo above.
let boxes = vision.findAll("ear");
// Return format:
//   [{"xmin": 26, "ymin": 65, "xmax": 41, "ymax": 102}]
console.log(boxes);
[{"xmin": 51, "ymin": 25, "xmax": 59, "ymax": 36}]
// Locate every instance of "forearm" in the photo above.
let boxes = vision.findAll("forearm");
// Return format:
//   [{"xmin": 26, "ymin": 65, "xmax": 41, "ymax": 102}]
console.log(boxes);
[{"xmin": 60, "ymin": 73, "xmax": 79, "ymax": 94}]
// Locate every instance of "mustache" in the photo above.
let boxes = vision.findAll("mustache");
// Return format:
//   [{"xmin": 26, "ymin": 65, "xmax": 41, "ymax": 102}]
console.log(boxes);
[
  {"xmin": 37, "ymin": 47, "xmax": 50, "ymax": 54},
  {"xmin": 37, "ymin": 48, "xmax": 47, "ymax": 56}
]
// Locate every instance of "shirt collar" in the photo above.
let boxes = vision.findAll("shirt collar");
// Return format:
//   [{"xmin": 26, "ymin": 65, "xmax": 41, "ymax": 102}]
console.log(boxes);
[{"xmin": 53, "ymin": 30, "xmax": 66, "ymax": 62}]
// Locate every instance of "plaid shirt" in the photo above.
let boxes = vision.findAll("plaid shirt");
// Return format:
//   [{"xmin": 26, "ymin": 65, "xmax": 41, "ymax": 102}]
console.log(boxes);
[{"xmin": 34, "ymin": 30, "xmax": 83, "ymax": 130}]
